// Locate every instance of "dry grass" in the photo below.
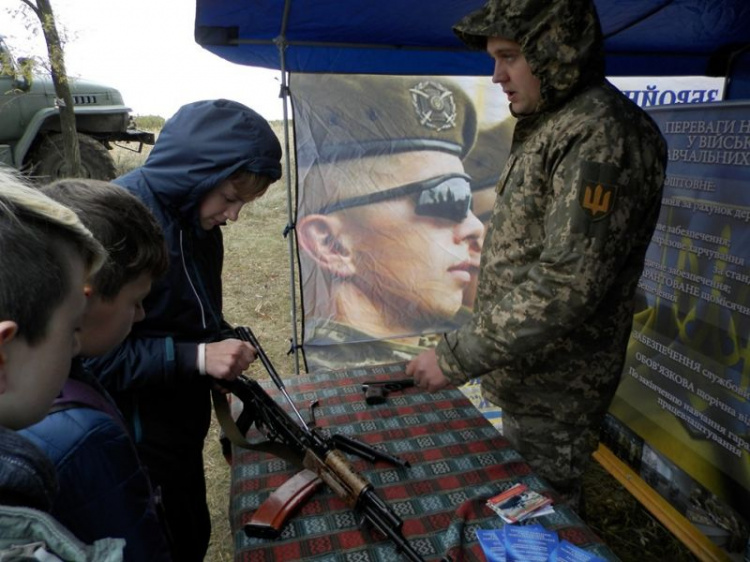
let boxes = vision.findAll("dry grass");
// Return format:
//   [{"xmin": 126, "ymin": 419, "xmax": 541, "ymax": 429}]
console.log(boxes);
[
  {"xmin": 110, "ymin": 140, "xmax": 155, "ymax": 176},
  {"xmin": 204, "ymin": 421, "xmax": 234, "ymax": 562},
  {"xmin": 113, "ymin": 123, "xmax": 697, "ymax": 562},
  {"xmin": 582, "ymin": 462, "xmax": 697, "ymax": 562}
]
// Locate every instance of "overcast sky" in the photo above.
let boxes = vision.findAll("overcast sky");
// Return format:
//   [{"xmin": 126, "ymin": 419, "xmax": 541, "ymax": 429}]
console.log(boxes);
[{"xmin": 1, "ymin": 0, "xmax": 285, "ymax": 121}]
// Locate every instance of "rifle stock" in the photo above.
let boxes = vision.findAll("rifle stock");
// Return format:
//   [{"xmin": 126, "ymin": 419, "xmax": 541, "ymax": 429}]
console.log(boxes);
[{"xmin": 224, "ymin": 327, "xmax": 425, "ymax": 562}]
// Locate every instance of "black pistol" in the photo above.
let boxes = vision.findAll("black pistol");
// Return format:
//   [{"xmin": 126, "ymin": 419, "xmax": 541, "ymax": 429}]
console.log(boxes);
[{"xmin": 361, "ymin": 378, "xmax": 415, "ymax": 405}]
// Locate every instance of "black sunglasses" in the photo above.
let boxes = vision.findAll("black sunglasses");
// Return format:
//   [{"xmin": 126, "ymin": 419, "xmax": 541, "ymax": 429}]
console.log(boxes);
[{"xmin": 315, "ymin": 173, "xmax": 474, "ymax": 223}]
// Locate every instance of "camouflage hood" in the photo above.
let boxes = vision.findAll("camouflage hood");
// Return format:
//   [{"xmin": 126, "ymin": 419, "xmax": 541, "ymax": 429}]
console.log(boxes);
[{"xmin": 453, "ymin": 0, "xmax": 606, "ymax": 113}]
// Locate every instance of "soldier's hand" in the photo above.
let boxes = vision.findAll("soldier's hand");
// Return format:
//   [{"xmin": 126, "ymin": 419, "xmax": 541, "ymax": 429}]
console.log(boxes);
[
  {"xmin": 204, "ymin": 339, "xmax": 257, "ymax": 381},
  {"xmin": 406, "ymin": 349, "xmax": 450, "ymax": 392}
]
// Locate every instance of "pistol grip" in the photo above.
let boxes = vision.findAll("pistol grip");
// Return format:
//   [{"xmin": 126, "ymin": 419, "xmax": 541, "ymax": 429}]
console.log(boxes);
[{"xmin": 364, "ymin": 385, "xmax": 386, "ymax": 405}]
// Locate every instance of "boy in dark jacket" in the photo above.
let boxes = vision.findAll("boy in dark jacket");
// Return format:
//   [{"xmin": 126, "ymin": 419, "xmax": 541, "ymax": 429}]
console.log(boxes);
[
  {"xmin": 0, "ymin": 167, "xmax": 124, "ymax": 560},
  {"xmin": 85, "ymin": 99, "xmax": 283, "ymax": 561},
  {"xmin": 21, "ymin": 179, "xmax": 172, "ymax": 562}
]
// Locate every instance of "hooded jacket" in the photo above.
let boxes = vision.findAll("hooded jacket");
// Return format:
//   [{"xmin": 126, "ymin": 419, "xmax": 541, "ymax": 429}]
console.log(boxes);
[
  {"xmin": 84, "ymin": 99, "xmax": 282, "ymax": 465},
  {"xmin": 438, "ymin": 0, "xmax": 667, "ymax": 425}
]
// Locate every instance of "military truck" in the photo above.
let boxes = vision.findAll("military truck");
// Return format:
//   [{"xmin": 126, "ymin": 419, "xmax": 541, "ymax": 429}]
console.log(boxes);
[{"xmin": 0, "ymin": 34, "xmax": 154, "ymax": 181}]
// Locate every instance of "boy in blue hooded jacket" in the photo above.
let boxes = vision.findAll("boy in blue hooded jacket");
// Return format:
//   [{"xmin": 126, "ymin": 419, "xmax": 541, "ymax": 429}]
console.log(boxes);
[{"xmin": 85, "ymin": 99, "xmax": 283, "ymax": 561}]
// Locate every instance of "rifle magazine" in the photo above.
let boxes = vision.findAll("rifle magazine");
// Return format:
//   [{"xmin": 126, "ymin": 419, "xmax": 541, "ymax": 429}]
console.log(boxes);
[{"xmin": 244, "ymin": 469, "xmax": 323, "ymax": 539}]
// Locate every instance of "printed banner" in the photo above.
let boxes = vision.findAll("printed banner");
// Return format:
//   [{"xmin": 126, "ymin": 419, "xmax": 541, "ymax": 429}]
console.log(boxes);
[
  {"xmin": 608, "ymin": 101, "xmax": 750, "ymax": 554},
  {"xmin": 291, "ymin": 73, "xmax": 512, "ymax": 373}
]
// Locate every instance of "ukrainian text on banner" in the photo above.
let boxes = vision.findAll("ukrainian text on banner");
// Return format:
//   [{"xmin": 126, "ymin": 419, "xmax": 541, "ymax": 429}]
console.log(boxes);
[{"xmin": 609, "ymin": 102, "xmax": 750, "ymax": 531}]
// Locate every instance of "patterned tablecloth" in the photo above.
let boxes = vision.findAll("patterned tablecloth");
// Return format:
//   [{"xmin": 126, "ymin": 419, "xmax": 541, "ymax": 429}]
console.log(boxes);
[{"xmin": 228, "ymin": 362, "xmax": 619, "ymax": 561}]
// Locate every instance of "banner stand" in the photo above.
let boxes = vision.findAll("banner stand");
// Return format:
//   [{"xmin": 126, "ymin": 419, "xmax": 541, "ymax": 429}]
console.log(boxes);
[{"xmin": 593, "ymin": 445, "xmax": 730, "ymax": 562}]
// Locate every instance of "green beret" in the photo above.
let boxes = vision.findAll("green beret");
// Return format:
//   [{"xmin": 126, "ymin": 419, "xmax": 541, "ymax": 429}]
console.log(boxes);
[
  {"xmin": 292, "ymin": 74, "xmax": 478, "ymax": 165},
  {"xmin": 462, "ymin": 118, "xmax": 515, "ymax": 191}
]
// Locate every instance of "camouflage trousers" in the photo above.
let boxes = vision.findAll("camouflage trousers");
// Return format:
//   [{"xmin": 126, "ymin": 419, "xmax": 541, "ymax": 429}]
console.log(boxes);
[{"xmin": 501, "ymin": 412, "xmax": 602, "ymax": 511}]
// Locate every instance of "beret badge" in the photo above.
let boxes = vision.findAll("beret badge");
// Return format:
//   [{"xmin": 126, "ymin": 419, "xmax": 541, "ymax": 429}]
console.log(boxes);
[{"xmin": 409, "ymin": 81, "xmax": 458, "ymax": 132}]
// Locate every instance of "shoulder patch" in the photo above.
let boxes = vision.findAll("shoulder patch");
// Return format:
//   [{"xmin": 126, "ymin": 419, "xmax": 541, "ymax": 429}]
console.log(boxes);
[{"xmin": 578, "ymin": 162, "xmax": 618, "ymax": 221}]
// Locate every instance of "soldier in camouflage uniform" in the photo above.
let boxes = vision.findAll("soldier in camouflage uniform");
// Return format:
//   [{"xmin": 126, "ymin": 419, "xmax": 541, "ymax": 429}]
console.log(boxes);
[
  {"xmin": 407, "ymin": 0, "xmax": 667, "ymax": 507},
  {"xmin": 294, "ymin": 74, "xmax": 484, "ymax": 373}
]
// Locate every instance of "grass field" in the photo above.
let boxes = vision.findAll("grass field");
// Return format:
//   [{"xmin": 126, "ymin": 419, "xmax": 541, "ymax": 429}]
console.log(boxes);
[{"xmin": 113, "ymin": 122, "xmax": 697, "ymax": 562}]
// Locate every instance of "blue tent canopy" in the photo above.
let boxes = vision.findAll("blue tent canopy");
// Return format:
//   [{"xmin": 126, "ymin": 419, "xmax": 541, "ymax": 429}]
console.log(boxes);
[{"xmin": 195, "ymin": 0, "xmax": 750, "ymax": 87}]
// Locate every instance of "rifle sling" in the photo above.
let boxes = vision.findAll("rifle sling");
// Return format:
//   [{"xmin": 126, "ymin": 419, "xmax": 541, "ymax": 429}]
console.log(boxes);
[{"xmin": 211, "ymin": 388, "xmax": 304, "ymax": 467}]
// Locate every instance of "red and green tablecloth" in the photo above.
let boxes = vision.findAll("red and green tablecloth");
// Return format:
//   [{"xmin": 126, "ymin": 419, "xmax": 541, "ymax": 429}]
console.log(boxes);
[{"xmin": 228, "ymin": 362, "xmax": 619, "ymax": 561}]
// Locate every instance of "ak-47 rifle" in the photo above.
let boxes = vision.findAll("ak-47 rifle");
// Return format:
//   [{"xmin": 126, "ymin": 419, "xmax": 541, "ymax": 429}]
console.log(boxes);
[{"xmin": 220, "ymin": 326, "xmax": 425, "ymax": 562}]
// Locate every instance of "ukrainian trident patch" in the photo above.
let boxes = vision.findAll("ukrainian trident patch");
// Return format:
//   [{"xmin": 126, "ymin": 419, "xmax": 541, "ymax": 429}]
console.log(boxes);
[
  {"xmin": 579, "ymin": 182, "xmax": 616, "ymax": 219},
  {"xmin": 578, "ymin": 163, "xmax": 618, "ymax": 221}
]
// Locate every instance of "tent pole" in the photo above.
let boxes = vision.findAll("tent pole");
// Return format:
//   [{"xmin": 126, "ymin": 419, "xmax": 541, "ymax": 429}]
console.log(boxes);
[{"xmin": 275, "ymin": 0, "xmax": 301, "ymax": 375}]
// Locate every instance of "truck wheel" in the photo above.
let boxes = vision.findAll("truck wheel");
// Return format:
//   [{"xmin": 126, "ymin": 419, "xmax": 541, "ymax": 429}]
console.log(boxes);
[{"xmin": 29, "ymin": 133, "xmax": 117, "ymax": 182}]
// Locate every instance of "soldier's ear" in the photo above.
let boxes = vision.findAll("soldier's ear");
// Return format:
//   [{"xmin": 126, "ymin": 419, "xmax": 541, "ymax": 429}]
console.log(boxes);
[
  {"xmin": 297, "ymin": 215, "xmax": 355, "ymax": 278},
  {"xmin": 0, "ymin": 321, "xmax": 19, "ymax": 394}
]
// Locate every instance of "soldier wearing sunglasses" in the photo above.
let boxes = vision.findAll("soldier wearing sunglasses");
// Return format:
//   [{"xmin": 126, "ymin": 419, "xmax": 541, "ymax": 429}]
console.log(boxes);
[{"xmin": 294, "ymin": 74, "xmax": 483, "ymax": 373}]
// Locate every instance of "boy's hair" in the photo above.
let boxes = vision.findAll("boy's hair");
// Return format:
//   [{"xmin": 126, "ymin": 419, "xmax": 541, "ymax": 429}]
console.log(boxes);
[
  {"xmin": 229, "ymin": 170, "xmax": 274, "ymax": 200},
  {"xmin": 0, "ymin": 167, "xmax": 105, "ymax": 344},
  {"xmin": 41, "ymin": 179, "xmax": 169, "ymax": 300}
]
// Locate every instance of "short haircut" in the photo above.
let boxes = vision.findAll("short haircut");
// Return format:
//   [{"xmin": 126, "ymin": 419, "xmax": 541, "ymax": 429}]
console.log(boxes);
[
  {"xmin": 0, "ymin": 167, "xmax": 105, "ymax": 344},
  {"xmin": 41, "ymin": 179, "xmax": 169, "ymax": 300},
  {"xmin": 229, "ymin": 169, "xmax": 274, "ymax": 200}
]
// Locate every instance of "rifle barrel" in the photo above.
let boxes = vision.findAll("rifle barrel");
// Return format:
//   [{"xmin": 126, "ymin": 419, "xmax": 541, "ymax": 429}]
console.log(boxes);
[
  {"xmin": 360, "ymin": 490, "xmax": 425, "ymax": 562},
  {"xmin": 236, "ymin": 326, "xmax": 308, "ymax": 428}
]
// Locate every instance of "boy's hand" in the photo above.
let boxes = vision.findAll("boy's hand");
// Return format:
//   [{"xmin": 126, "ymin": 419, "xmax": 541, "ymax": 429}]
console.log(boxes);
[{"xmin": 205, "ymin": 339, "xmax": 257, "ymax": 381}]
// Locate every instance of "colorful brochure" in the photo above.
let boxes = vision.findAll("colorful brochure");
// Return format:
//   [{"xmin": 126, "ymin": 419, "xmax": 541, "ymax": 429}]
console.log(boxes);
[{"xmin": 486, "ymin": 483, "xmax": 554, "ymax": 524}]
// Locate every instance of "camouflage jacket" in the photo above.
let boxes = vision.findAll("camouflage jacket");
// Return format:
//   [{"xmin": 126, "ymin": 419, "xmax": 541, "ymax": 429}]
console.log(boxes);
[{"xmin": 440, "ymin": 0, "xmax": 667, "ymax": 425}]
